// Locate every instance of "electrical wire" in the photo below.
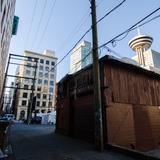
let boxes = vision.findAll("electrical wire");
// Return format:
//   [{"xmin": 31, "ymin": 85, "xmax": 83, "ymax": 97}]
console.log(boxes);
[
  {"xmin": 42, "ymin": 0, "xmax": 127, "ymax": 77},
  {"xmin": 63, "ymin": 8, "xmax": 160, "ymax": 74},
  {"xmin": 96, "ymin": 0, "xmax": 126, "ymax": 25},
  {"xmin": 57, "ymin": 9, "xmax": 91, "ymax": 53},
  {"xmin": 98, "ymin": 7, "xmax": 160, "ymax": 49},
  {"xmin": 32, "ymin": 0, "xmax": 48, "ymax": 49},
  {"xmin": 114, "ymin": 14, "xmax": 160, "ymax": 42},
  {"xmin": 24, "ymin": 0, "xmax": 38, "ymax": 49},
  {"xmin": 36, "ymin": 0, "xmax": 57, "ymax": 49}
]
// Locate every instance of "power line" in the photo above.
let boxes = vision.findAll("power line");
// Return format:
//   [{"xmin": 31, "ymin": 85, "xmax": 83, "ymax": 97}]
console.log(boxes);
[
  {"xmin": 96, "ymin": 0, "xmax": 126, "ymax": 25},
  {"xmin": 24, "ymin": 0, "xmax": 38, "ymax": 49},
  {"xmin": 70, "ymin": 8, "xmax": 160, "ymax": 71},
  {"xmin": 36, "ymin": 0, "xmax": 57, "ymax": 49},
  {"xmin": 32, "ymin": 0, "xmax": 48, "ymax": 49},
  {"xmin": 98, "ymin": 7, "xmax": 160, "ymax": 49},
  {"xmin": 57, "ymin": 9, "xmax": 91, "ymax": 53},
  {"xmin": 114, "ymin": 13, "xmax": 160, "ymax": 42},
  {"xmin": 42, "ymin": 0, "xmax": 127, "ymax": 77}
]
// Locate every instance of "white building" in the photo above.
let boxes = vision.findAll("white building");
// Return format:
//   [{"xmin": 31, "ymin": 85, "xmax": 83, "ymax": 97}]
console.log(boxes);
[
  {"xmin": 70, "ymin": 41, "xmax": 92, "ymax": 74},
  {"xmin": 15, "ymin": 50, "xmax": 57, "ymax": 120},
  {"xmin": 132, "ymin": 49, "xmax": 160, "ymax": 69},
  {"xmin": 0, "ymin": 0, "xmax": 16, "ymax": 99}
]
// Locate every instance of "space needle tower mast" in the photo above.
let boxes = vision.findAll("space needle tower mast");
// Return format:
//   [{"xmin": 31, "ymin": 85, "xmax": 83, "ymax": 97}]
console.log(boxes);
[{"xmin": 129, "ymin": 28, "xmax": 153, "ymax": 66}]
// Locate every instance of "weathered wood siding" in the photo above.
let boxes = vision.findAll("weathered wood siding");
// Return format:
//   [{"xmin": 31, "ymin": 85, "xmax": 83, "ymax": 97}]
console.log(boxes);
[
  {"xmin": 103, "ymin": 61, "xmax": 160, "ymax": 151},
  {"xmin": 56, "ymin": 56, "xmax": 160, "ymax": 151}
]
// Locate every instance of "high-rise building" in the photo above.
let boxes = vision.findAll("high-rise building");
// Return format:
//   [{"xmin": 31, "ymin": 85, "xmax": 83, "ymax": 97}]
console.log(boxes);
[
  {"xmin": 132, "ymin": 49, "xmax": 160, "ymax": 69},
  {"xmin": 15, "ymin": 50, "xmax": 57, "ymax": 120},
  {"xmin": 70, "ymin": 41, "xmax": 92, "ymax": 74},
  {"xmin": 0, "ymin": 0, "xmax": 16, "ymax": 100}
]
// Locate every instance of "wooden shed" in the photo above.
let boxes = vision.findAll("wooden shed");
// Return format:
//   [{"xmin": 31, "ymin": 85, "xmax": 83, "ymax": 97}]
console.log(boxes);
[{"xmin": 56, "ymin": 55, "xmax": 160, "ymax": 151}]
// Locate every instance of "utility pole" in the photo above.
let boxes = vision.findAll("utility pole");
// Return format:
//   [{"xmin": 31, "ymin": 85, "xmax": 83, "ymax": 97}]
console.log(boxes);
[
  {"xmin": 0, "ymin": 55, "xmax": 11, "ymax": 113},
  {"xmin": 90, "ymin": 0, "xmax": 104, "ymax": 151},
  {"xmin": 27, "ymin": 58, "xmax": 38, "ymax": 124}
]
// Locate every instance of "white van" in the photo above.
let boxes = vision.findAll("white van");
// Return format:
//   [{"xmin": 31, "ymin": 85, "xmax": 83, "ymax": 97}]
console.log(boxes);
[{"xmin": 3, "ymin": 114, "xmax": 15, "ymax": 121}]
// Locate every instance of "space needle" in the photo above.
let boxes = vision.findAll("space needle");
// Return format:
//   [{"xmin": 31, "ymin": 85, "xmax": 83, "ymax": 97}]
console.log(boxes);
[{"xmin": 129, "ymin": 29, "xmax": 153, "ymax": 66}]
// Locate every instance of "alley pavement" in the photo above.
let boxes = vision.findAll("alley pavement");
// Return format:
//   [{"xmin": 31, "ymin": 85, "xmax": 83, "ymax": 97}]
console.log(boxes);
[{"xmin": 9, "ymin": 123, "xmax": 137, "ymax": 160}]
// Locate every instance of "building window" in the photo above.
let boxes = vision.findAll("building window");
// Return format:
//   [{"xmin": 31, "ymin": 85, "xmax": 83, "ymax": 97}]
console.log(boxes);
[
  {"xmin": 49, "ymin": 102, "xmax": 52, "ymax": 107},
  {"xmin": 24, "ymin": 85, "xmax": 29, "ymax": 89},
  {"xmin": 42, "ymin": 101, "xmax": 46, "ymax": 107},
  {"xmin": 50, "ymin": 74, "xmax": 54, "ymax": 79},
  {"xmin": 45, "ymin": 73, "xmax": 48, "ymax": 78},
  {"xmin": 26, "ymin": 63, "xmax": 31, "ymax": 67},
  {"xmin": 39, "ymin": 65, "xmax": 43, "ymax": 71},
  {"xmin": 39, "ymin": 72, "xmax": 43, "ymax": 77},
  {"xmin": 38, "ymin": 79, "xmax": 42, "ymax": 84},
  {"xmin": 46, "ymin": 60, "xmax": 49, "ymax": 65},
  {"xmin": 26, "ymin": 70, "xmax": 31, "ymax": 75},
  {"xmin": 22, "ymin": 100, "xmax": 27, "ymax": 106},
  {"xmin": 37, "ymin": 86, "xmax": 41, "ymax": 91},
  {"xmin": 43, "ymin": 86, "xmax": 48, "ymax": 93},
  {"xmin": 36, "ymin": 101, "xmax": 40, "ymax": 107},
  {"xmin": 32, "ymin": 71, "xmax": 35, "ymax": 76},
  {"xmin": 24, "ymin": 79, "xmax": 30, "ymax": 84},
  {"xmin": 41, "ymin": 109, "xmax": 46, "ymax": 113},
  {"xmin": 44, "ymin": 80, "xmax": 48, "ymax": 85},
  {"xmin": 51, "ymin": 61, "xmax": 55, "ymax": 66},
  {"xmin": 37, "ymin": 93, "xmax": 41, "ymax": 99},
  {"xmin": 40, "ymin": 59, "xmax": 44, "ymax": 64},
  {"xmin": 49, "ymin": 87, "xmax": 53, "ymax": 93},
  {"xmin": 50, "ymin": 81, "xmax": 54, "ymax": 86},
  {"xmin": 23, "ymin": 93, "xmax": 28, "ymax": 98},
  {"xmin": 45, "ymin": 66, "xmax": 49, "ymax": 71},
  {"xmin": 43, "ymin": 94, "xmax": 47, "ymax": 99},
  {"xmin": 28, "ymin": 57, "xmax": 33, "ymax": 61}
]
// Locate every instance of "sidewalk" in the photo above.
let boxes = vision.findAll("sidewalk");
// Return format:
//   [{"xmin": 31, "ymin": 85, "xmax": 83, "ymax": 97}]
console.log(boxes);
[{"xmin": 9, "ymin": 123, "xmax": 135, "ymax": 160}]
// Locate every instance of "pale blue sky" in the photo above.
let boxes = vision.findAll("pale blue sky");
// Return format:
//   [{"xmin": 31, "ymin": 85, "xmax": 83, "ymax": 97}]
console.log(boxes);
[{"xmin": 9, "ymin": 0, "xmax": 160, "ymax": 82}]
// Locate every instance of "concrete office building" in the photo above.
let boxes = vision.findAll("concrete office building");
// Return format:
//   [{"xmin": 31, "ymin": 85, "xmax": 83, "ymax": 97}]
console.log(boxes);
[
  {"xmin": 0, "ymin": 0, "xmax": 16, "ymax": 99},
  {"xmin": 70, "ymin": 41, "xmax": 92, "ymax": 74},
  {"xmin": 129, "ymin": 33, "xmax": 160, "ymax": 71},
  {"xmin": 132, "ymin": 49, "xmax": 160, "ymax": 70},
  {"xmin": 15, "ymin": 50, "xmax": 57, "ymax": 120}
]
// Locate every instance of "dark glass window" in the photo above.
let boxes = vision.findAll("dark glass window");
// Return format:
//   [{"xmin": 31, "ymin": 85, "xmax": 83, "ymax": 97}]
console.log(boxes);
[
  {"xmin": 49, "ymin": 87, "xmax": 53, "ymax": 93},
  {"xmin": 37, "ymin": 86, "xmax": 41, "ymax": 91},
  {"xmin": 44, "ymin": 80, "xmax": 48, "ymax": 85},
  {"xmin": 51, "ymin": 61, "xmax": 55, "ymax": 66},
  {"xmin": 22, "ymin": 100, "xmax": 27, "ymax": 106},
  {"xmin": 50, "ymin": 81, "xmax": 54, "ymax": 86},
  {"xmin": 40, "ymin": 59, "xmax": 44, "ymax": 64},
  {"xmin": 24, "ymin": 85, "xmax": 28, "ymax": 89},
  {"xmin": 37, "ymin": 93, "xmax": 41, "ymax": 99},
  {"xmin": 42, "ymin": 101, "xmax": 46, "ymax": 107},
  {"xmin": 36, "ymin": 101, "xmax": 40, "ymax": 107},
  {"xmin": 43, "ymin": 94, "xmax": 47, "ymax": 99},
  {"xmin": 38, "ymin": 79, "xmax": 42, "ymax": 84},
  {"xmin": 23, "ymin": 93, "xmax": 28, "ymax": 98},
  {"xmin": 46, "ymin": 60, "xmax": 49, "ymax": 65}
]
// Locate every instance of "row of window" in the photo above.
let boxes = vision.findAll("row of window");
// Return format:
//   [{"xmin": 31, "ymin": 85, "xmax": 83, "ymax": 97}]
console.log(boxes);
[
  {"xmin": 21, "ymin": 100, "xmax": 52, "ymax": 107},
  {"xmin": 40, "ymin": 59, "xmax": 55, "ymax": 66},
  {"xmin": 37, "ymin": 79, "xmax": 54, "ymax": 86},
  {"xmin": 38, "ymin": 72, "xmax": 54, "ymax": 79},
  {"xmin": 22, "ymin": 92, "xmax": 53, "ymax": 100},
  {"xmin": 22, "ymin": 85, "xmax": 54, "ymax": 93},
  {"xmin": 25, "ymin": 69, "xmax": 55, "ymax": 77}
]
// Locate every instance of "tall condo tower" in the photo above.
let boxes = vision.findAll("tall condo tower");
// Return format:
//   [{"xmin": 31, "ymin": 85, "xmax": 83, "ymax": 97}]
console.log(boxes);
[{"xmin": 129, "ymin": 31, "xmax": 153, "ymax": 66}]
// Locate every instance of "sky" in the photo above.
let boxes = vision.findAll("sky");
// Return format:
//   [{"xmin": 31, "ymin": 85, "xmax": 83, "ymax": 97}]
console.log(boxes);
[{"xmin": 8, "ymin": 0, "xmax": 160, "ymax": 82}]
